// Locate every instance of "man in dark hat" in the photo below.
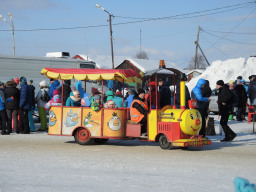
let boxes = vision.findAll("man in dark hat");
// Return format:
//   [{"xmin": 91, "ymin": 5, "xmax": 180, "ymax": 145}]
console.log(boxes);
[
  {"xmin": 130, "ymin": 89, "xmax": 149, "ymax": 135},
  {"xmin": 216, "ymin": 80, "xmax": 237, "ymax": 142}
]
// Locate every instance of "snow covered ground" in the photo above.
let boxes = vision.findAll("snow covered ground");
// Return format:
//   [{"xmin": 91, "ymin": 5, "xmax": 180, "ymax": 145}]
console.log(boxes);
[{"xmin": 0, "ymin": 115, "xmax": 255, "ymax": 192}]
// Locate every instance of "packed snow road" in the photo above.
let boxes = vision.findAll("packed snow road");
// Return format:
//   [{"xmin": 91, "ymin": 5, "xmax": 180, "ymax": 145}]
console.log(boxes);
[{"xmin": 0, "ymin": 120, "xmax": 256, "ymax": 192}]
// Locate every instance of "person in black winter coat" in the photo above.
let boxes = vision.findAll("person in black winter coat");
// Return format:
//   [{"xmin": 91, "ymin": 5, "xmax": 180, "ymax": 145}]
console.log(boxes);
[
  {"xmin": 234, "ymin": 79, "xmax": 247, "ymax": 121},
  {"xmin": 4, "ymin": 80, "xmax": 20, "ymax": 133},
  {"xmin": 58, "ymin": 80, "xmax": 71, "ymax": 106},
  {"xmin": 201, "ymin": 80, "xmax": 212, "ymax": 118},
  {"xmin": 175, "ymin": 81, "xmax": 191, "ymax": 109},
  {"xmin": 158, "ymin": 79, "xmax": 171, "ymax": 108},
  {"xmin": 27, "ymin": 81, "xmax": 35, "ymax": 131},
  {"xmin": 248, "ymin": 76, "xmax": 256, "ymax": 105},
  {"xmin": 216, "ymin": 80, "xmax": 236, "ymax": 142}
]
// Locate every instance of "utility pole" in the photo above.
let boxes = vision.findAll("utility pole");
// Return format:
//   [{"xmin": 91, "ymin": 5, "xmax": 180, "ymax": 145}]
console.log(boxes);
[
  {"xmin": 96, "ymin": 4, "xmax": 115, "ymax": 69},
  {"xmin": 109, "ymin": 14, "xmax": 114, "ymax": 69},
  {"xmin": 140, "ymin": 29, "xmax": 142, "ymax": 53},
  {"xmin": 0, "ymin": 13, "xmax": 15, "ymax": 56},
  {"xmin": 194, "ymin": 26, "xmax": 200, "ymax": 69}
]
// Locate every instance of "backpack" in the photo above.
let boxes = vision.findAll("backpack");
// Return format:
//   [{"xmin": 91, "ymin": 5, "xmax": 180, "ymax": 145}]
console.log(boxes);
[{"xmin": 40, "ymin": 90, "xmax": 50, "ymax": 102}]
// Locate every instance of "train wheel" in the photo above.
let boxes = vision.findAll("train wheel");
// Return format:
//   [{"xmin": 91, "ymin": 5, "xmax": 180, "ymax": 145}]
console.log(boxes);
[
  {"xmin": 159, "ymin": 134, "xmax": 172, "ymax": 149},
  {"xmin": 74, "ymin": 127, "xmax": 94, "ymax": 145},
  {"xmin": 94, "ymin": 139, "xmax": 109, "ymax": 145}
]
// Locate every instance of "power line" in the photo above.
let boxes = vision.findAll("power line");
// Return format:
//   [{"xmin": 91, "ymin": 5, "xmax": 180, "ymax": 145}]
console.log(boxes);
[
  {"xmin": 201, "ymin": 33, "xmax": 230, "ymax": 58},
  {"xmin": 114, "ymin": 1, "xmax": 255, "ymax": 20},
  {"xmin": 203, "ymin": 6, "xmax": 256, "ymax": 51},
  {"xmin": 0, "ymin": 2, "xmax": 254, "ymax": 32},
  {"xmin": 201, "ymin": 29, "xmax": 256, "ymax": 35},
  {"xmin": 202, "ymin": 30, "xmax": 256, "ymax": 45}
]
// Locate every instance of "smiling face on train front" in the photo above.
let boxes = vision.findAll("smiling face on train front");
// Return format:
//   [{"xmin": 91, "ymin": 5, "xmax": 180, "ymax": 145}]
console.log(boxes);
[{"xmin": 180, "ymin": 109, "xmax": 202, "ymax": 135}]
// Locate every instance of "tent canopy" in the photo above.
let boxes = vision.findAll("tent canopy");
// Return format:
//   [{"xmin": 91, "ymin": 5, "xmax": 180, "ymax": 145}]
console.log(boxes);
[{"xmin": 41, "ymin": 67, "xmax": 141, "ymax": 83}]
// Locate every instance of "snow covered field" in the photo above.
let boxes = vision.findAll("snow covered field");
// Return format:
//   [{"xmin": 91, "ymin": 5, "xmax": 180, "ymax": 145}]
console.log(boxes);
[{"xmin": 0, "ymin": 115, "xmax": 255, "ymax": 192}]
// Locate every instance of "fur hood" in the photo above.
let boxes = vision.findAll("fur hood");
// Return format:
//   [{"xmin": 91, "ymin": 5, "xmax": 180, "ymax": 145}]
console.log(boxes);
[{"xmin": 5, "ymin": 81, "xmax": 16, "ymax": 88}]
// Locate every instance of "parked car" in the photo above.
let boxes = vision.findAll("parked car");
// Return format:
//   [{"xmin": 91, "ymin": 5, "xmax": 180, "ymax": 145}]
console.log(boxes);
[{"xmin": 208, "ymin": 89, "xmax": 218, "ymax": 114}]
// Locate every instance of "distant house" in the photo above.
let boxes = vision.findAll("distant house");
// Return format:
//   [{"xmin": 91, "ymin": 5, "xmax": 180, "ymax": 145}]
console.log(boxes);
[
  {"xmin": 185, "ymin": 69, "xmax": 205, "ymax": 82},
  {"xmin": 72, "ymin": 54, "xmax": 182, "ymax": 86}
]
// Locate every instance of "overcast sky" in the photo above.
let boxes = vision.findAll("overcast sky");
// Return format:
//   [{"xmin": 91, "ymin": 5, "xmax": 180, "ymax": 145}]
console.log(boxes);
[{"xmin": 0, "ymin": 0, "xmax": 256, "ymax": 68}]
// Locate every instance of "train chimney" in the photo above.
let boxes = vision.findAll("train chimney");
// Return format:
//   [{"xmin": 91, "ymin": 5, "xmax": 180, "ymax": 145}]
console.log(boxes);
[{"xmin": 180, "ymin": 73, "xmax": 187, "ymax": 109}]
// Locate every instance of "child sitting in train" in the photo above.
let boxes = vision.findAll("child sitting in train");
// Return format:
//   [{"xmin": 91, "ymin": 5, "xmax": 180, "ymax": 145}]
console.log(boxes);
[
  {"xmin": 91, "ymin": 95, "xmax": 102, "ymax": 111},
  {"xmin": 44, "ymin": 89, "xmax": 61, "ymax": 110}
]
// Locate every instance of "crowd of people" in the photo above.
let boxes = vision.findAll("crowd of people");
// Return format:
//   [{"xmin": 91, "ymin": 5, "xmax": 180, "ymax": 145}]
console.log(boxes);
[
  {"xmin": 0, "ymin": 75, "xmax": 255, "ymax": 140},
  {"xmin": 191, "ymin": 75, "xmax": 256, "ymax": 142}
]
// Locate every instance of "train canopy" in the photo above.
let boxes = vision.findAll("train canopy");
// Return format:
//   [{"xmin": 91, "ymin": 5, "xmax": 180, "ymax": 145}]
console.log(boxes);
[{"xmin": 41, "ymin": 67, "xmax": 142, "ymax": 83}]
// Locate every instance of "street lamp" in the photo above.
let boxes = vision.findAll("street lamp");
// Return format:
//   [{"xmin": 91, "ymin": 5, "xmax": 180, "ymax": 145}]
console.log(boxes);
[
  {"xmin": 0, "ymin": 13, "xmax": 15, "ymax": 56},
  {"xmin": 95, "ymin": 4, "xmax": 114, "ymax": 69}
]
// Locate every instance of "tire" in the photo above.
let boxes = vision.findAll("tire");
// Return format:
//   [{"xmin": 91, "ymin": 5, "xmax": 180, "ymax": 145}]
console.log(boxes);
[
  {"xmin": 94, "ymin": 139, "xmax": 109, "ymax": 145},
  {"xmin": 159, "ymin": 134, "xmax": 172, "ymax": 149},
  {"xmin": 74, "ymin": 127, "xmax": 94, "ymax": 145}
]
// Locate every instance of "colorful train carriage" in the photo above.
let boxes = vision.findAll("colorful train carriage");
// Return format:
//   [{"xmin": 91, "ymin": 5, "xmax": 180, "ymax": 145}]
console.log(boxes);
[{"xmin": 41, "ymin": 65, "xmax": 211, "ymax": 149}]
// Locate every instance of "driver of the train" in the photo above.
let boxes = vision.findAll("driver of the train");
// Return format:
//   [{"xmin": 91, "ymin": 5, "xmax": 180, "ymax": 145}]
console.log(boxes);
[{"xmin": 130, "ymin": 89, "xmax": 149, "ymax": 135}]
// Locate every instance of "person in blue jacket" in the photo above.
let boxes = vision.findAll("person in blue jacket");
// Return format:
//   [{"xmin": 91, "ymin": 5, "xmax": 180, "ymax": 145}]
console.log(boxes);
[
  {"xmin": 113, "ymin": 91, "xmax": 125, "ymax": 108},
  {"xmin": 107, "ymin": 80, "xmax": 114, "ymax": 90},
  {"xmin": 49, "ymin": 80, "xmax": 61, "ymax": 99},
  {"xmin": 125, "ymin": 89, "xmax": 135, "ymax": 108},
  {"xmin": 0, "ymin": 81, "xmax": 13, "ymax": 135},
  {"xmin": 66, "ymin": 90, "xmax": 81, "ymax": 107},
  {"xmin": 191, "ymin": 78, "xmax": 211, "ymax": 137},
  {"xmin": 75, "ymin": 81, "xmax": 85, "ymax": 97},
  {"xmin": 18, "ymin": 76, "xmax": 30, "ymax": 134}
]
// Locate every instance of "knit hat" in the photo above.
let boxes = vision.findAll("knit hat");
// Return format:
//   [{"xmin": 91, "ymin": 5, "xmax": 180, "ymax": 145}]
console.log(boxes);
[
  {"xmin": 20, "ymin": 76, "xmax": 27, "ymax": 84},
  {"xmin": 53, "ymin": 89, "xmax": 59, "ymax": 96},
  {"xmin": 14, "ymin": 78, "xmax": 19, "ymax": 85},
  {"xmin": 229, "ymin": 80, "xmax": 234, "ymax": 85},
  {"xmin": 137, "ymin": 88, "xmax": 145, "ymax": 95},
  {"xmin": 73, "ymin": 90, "xmax": 80, "ymax": 96},
  {"xmin": 39, "ymin": 80, "xmax": 48, "ymax": 87},
  {"xmin": 237, "ymin": 76, "xmax": 242, "ymax": 80},
  {"xmin": 94, "ymin": 94, "xmax": 101, "ymax": 101},
  {"xmin": 216, "ymin": 80, "xmax": 224, "ymax": 86},
  {"xmin": 107, "ymin": 100, "xmax": 115, "ymax": 105},
  {"xmin": 116, "ymin": 91, "xmax": 121, "ymax": 96},
  {"xmin": 91, "ymin": 87, "xmax": 101, "ymax": 96}
]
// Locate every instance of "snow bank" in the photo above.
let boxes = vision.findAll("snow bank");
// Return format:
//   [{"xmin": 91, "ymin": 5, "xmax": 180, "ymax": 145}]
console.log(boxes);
[{"xmin": 187, "ymin": 57, "xmax": 256, "ymax": 91}]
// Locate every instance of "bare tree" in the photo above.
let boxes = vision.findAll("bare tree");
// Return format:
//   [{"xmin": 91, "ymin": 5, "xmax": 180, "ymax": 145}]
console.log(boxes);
[
  {"xmin": 187, "ymin": 54, "xmax": 207, "ymax": 69},
  {"xmin": 135, "ymin": 51, "xmax": 149, "ymax": 60}
]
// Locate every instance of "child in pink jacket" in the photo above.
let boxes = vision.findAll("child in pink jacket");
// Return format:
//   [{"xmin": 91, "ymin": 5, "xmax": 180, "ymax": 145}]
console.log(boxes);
[{"xmin": 45, "ymin": 89, "xmax": 61, "ymax": 110}]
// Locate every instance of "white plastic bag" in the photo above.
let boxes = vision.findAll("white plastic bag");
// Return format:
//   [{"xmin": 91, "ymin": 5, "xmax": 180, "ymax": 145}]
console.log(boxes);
[{"xmin": 219, "ymin": 124, "xmax": 223, "ymax": 136}]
